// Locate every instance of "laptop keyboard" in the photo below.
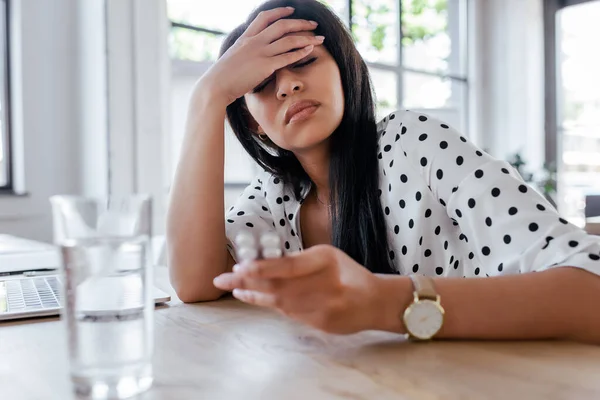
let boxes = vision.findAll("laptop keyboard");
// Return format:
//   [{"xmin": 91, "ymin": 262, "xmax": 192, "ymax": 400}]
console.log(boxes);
[{"xmin": 3, "ymin": 276, "xmax": 62, "ymax": 313}]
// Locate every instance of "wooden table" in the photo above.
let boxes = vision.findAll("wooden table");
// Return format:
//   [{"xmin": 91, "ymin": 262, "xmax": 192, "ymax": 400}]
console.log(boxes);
[{"xmin": 2, "ymin": 267, "xmax": 600, "ymax": 400}]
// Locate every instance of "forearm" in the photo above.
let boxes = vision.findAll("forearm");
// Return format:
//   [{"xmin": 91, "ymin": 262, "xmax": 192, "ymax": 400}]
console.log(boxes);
[
  {"xmin": 167, "ymin": 86, "xmax": 229, "ymax": 302},
  {"xmin": 375, "ymin": 267, "xmax": 600, "ymax": 343}
]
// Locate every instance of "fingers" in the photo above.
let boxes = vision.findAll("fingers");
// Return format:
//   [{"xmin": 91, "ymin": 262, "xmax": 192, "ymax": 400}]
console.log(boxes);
[
  {"xmin": 235, "ymin": 247, "xmax": 327, "ymax": 279},
  {"xmin": 258, "ymin": 18, "xmax": 319, "ymax": 44},
  {"xmin": 242, "ymin": 7, "xmax": 296, "ymax": 38},
  {"xmin": 231, "ymin": 287, "xmax": 317, "ymax": 311},
  {"xmin": 271, "ymin": 45, "xmax": 317, "ymax": 71},
  {"xmin": 213, "ymin": 272, "xmax": 278, "ymax": 293},
  {"xmin": 266, "ymin": 34, "xmax": 324, "ymax": 57},
  {"xmin": 229, "ymin": 274, "xmax": 321, "ymax": 311},
  {"xmin": 232, "ymin": 289, "xmax": 278, "ymax": 308}
]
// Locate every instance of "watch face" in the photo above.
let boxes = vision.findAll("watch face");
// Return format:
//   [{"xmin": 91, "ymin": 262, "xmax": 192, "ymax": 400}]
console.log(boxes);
[{"xmin": 404, "ymin": 299, "xmax": 444, "ymax": 340}]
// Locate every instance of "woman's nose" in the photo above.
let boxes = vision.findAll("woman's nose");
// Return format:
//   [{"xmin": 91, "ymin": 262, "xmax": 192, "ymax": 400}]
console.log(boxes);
[{"xmin": 276, "ymin": 76, "xmax": 304, "ymax": 100}]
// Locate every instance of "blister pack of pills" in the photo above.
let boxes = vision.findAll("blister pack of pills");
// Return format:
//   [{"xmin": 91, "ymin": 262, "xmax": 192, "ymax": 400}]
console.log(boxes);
[{"xmin": 234, "ymin": 230, "xmax": 283, "ymax": 263}]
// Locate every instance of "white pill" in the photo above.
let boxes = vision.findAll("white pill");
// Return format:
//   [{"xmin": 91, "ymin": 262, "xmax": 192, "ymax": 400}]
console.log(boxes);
[
  {"xmin": 260, "ymin": 232, "xmax": 281, "ymax": 248},
  {"xmin": 262, "ymin": 247, "xmax": 283, "ymax": 259},
  {"xmin": 236, "ymin": 246, "xmax": 258, "ymax": 262},
  {"xmin": 234, "ymin": 231, "xmax": 255, "ymax": 248}
]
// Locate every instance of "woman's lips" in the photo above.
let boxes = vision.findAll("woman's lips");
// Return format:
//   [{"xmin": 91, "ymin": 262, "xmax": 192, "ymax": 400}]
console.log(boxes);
[{"xmin": 288, "ymin": 105, "xmax": 319, "ymax": 124}]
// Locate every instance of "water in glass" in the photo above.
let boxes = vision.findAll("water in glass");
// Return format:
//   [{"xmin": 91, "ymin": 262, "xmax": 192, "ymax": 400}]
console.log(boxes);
[{"xmin": 62, "ymin": 236, "xmax": 153, "ymax": 399}]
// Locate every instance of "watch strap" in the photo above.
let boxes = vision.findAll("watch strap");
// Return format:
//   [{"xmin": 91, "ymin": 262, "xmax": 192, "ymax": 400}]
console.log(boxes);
[{"xmin": 409, "ymin": 274, "xmax": 438, "ymax": 300}]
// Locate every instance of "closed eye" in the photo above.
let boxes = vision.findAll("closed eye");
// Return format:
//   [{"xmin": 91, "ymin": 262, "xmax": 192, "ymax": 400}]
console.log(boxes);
[
  {"xmin": 252, "ymin": 75, "xmax": 274, "ymax": 94},
  {"xmin": 292, "ymin": 57, "xmax": 317, "ymax": 69},
  {"xmin": 252, "ymin": 57, "xmax": 318, "ymax": 93}
]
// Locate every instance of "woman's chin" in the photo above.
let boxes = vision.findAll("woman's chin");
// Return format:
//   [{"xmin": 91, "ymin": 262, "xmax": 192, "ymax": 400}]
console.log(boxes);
[{"xmin": 287, "ymin": 132, "xmax": 333, "ymax": 153}]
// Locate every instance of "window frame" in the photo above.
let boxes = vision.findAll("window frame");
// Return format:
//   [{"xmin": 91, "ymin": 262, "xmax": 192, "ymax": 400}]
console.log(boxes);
[
  {"xmin": 168, "ymin": 0, "xmax": 469, "ymax": 131},
  {"xmin": 0, "ymin": 0, "xmax": 12, "ymax": 193}
]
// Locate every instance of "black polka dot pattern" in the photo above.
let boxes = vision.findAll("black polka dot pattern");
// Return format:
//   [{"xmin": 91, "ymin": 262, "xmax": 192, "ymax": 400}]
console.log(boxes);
[{"xmin": 224, "ymin": 110, "xmax": 600, "ymax": 281}]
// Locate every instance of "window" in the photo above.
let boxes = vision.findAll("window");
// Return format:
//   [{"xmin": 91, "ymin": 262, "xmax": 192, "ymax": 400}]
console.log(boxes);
[
  {"xmin": 0, "ymin": 0, "xmax": 11, "ymax": 190},
  {"xmin": 168, "ymin": 0, "xmax": 468, "ymax": 129},
  {"xmin": 555, "ymin": 0, "xmax": 600, "ymax": 225}
]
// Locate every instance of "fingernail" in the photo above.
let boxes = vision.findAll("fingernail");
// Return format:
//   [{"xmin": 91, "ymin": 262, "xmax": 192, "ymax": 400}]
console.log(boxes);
[
  {"xmin": 233, "ymin": 262, "xmax": 250, "ymax": 273},
  {"xmin": 286, "ymin": 6, "xmax": 295, "ymax": 11},
  {"xmin": 213, "ymin": 275, "xmax": 225, "ymax": 286},
  {"xmin": 309, "ymin": 20, "xmax": 318, "ymax": 26},
  {"xmin": 315, "ymin": 35, "xmax": 325, "ymax": 41}
]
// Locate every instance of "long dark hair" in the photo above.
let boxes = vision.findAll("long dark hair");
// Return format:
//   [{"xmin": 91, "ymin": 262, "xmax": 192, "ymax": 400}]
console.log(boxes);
[{"xmin": 219, "ymin": 0, "xmax": 396, "ymax": 274}]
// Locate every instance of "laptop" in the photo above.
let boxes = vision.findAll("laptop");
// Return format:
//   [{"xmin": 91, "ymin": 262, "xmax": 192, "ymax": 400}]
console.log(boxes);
[{"xmin": 0, "ymin": 235, "xmax": 171, "ymax": 322}]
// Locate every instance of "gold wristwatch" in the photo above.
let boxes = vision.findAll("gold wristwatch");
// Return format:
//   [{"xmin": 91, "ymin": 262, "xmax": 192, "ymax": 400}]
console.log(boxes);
[{"xmin": 403, "ymin": 274, "xmax": 445, "ymax": 340}]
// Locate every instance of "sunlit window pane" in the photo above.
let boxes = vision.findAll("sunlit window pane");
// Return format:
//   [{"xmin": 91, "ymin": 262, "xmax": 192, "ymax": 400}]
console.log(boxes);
[
  {"xmin": 167, "ymin": 0, "xmax": 266, "ymax": 33},
  {"xmin": 0, "ymin": 123, "xmax": 5, "ymax": 186},
  {"xmin": 401, "ymin": 0, "xmax": 466, "ymax": 76},
  {"xmin": 0, "ymin": 107, "xmax": 5, "ymax": 187},
  {"xmin": 169, "ymin": 27, "xmax": 224, "ymax": 62},
  {"xmin": 403, "ymin": 71, "xmax": 467, "ymax": 132},
  {"xmin": 369, "ymin": 68, "xmax": 398, "ymax": 120},
  {"xmin": 352, "ymin": 0, "xmax": 399, "ymax": 65},
  {"xmin": 404, "ymin": 72, "xmax": 450, "ymax": 108},
  {"xmin": 557, "ymin": 1, "xmax": 600, "ymax": 226},
  {"xmin": 0, "ymin": 0, "xmax": 8, "ymax": 188},
  {"xmin": 318, "ymin": 0, "xmax": 349, "ymax": 25}
]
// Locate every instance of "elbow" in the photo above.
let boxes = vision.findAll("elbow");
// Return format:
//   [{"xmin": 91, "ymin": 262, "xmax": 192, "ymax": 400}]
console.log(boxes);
[
  {"xmin": 170, "ymin": 275, "xmax": 226, "ymax": 303},
  {"xmin": 176, "ymin": 286, "xmax": 225, "ymax": 303}
]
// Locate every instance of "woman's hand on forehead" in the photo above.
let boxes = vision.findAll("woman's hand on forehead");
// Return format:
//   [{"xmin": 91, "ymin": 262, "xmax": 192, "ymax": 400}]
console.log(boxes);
[{"xmin": 198, "ymin": 6, "xmax": 325, "ymax": 105}]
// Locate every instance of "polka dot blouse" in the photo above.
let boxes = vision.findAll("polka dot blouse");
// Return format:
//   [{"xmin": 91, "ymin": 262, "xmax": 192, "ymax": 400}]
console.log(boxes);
[{"xmin": 225, "ymin": 110, "xmax": 600, "ymax": 278}]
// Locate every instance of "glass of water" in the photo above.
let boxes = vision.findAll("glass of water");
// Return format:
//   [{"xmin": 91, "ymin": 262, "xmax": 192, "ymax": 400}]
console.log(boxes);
[{"xmin": 50, "ymin": 195, "xmax": 154, "ymax": 399}]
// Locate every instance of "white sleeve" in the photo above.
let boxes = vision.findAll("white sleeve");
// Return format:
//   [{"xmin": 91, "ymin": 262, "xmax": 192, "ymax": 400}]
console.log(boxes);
[{"xmin": 393, "ymin": 110, "xmax": 600, "ymax": 277}]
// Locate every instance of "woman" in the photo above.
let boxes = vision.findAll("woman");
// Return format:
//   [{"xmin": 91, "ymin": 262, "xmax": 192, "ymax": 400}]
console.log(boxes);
[{"xmin": 167, "ymin": 0, "xmax": 600, "ymax": 343}]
